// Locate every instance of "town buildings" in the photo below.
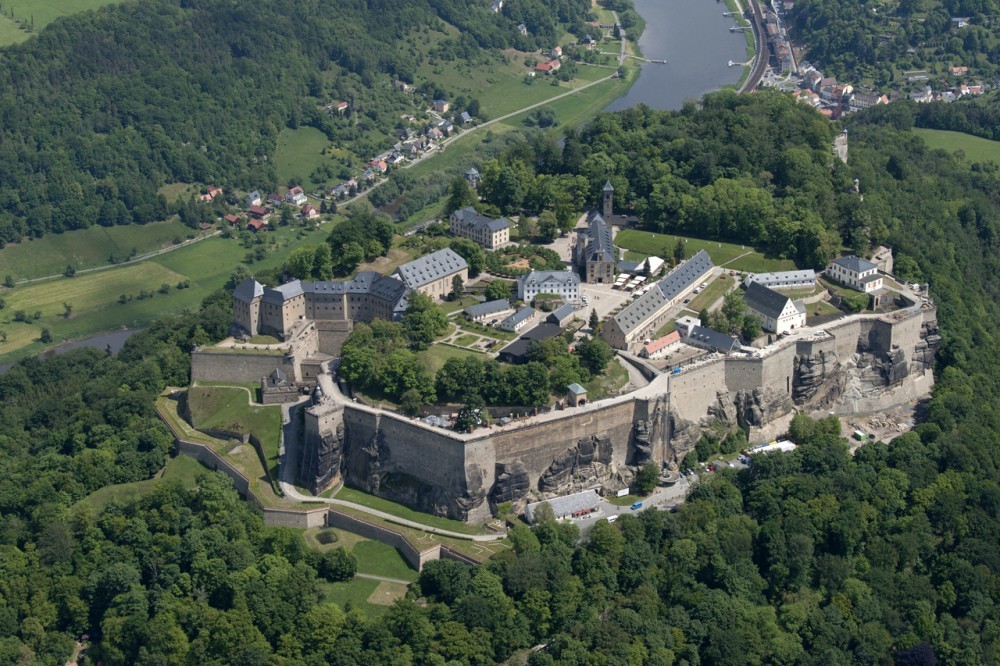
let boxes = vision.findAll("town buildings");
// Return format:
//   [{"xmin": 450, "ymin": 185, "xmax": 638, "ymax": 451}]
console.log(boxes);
[
  {"xmin": 743, "ymin": 281, "xmax": 806, "ymax": 334},
  {"xmin": 826, "ymin": 255, "xmax": 883, "ymax": 293},
  {"xmin": 517, "ymin": 270, "xmax": 581, "ymax": 304},
  {"xmin": 574, "ymin": 211, "xmax": 615, "ymax": 284},
  {"xmin": 394, "ymin": 248, "xmax": 469, "ymax": 299}
]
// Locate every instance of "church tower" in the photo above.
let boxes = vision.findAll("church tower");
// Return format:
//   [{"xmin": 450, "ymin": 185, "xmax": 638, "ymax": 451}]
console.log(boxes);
[{"xmin": 602, "ymin": 180, "xmax": 614, "ymax": 219}]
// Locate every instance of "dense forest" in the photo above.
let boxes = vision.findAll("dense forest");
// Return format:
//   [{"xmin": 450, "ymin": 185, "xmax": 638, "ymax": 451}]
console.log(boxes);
[
  {"xmin": 0, "ymin": 0, "xmax": 593, "ymax": 243},
  {"xmin": 0, "ymin": 92, "xmax": 999, "ymax": 663},
  {"xmin": 788, "ymin": 0, "xmax": 1000, "ymax": 85}
]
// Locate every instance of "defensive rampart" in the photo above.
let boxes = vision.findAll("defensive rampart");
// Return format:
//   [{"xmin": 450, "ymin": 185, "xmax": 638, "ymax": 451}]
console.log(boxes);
[{"xmin": 191, "ymin": 350, "xmax": 294, "ymax": 383}]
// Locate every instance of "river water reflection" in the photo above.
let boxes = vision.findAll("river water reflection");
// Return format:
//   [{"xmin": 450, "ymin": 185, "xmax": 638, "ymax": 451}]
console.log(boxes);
[{"xmin": 606, "ymin": 0, "xmax": 750, "ymax": 111}]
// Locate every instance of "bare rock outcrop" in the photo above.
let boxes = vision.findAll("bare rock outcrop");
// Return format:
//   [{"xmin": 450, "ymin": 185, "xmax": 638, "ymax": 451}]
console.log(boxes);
[
  {"xmin": 793, "ymin": 351, "xmax": 840, "ymax": 403},
  {"xmin": 538, "ymin": 435, "xmax": 613, "ymax": 494},
  {"xmin": 734, "ymin": 386, "xmax": 794, "ymax": 428},
  {"xmin": 491, "ymin": 461, "xmax": 531, "ymax": 505},
  {"xmin": 666, "ymin": 407, "xmax": 701, "ymax": 461},
  {"xmin": 912, "ymin": 320, "xmax": 941, "ymax": 372}
]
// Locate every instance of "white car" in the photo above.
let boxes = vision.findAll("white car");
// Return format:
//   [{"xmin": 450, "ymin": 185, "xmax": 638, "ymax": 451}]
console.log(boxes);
[{"xmin": 607, "ymin": 515, "xmax": 618, "ymax": 523}]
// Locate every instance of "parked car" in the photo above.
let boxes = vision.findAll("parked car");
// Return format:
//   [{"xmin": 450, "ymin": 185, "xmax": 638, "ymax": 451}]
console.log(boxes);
[
  {"xmin": 607, "ymin": 515, "xmax": 618, "ymax": 523},
  {"xmin": 630, "ymin": 501, "xmax": 643, "ymax": 510}
]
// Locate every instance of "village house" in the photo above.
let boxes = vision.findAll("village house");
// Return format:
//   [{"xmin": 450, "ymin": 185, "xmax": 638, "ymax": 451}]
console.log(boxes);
[
  {"xmin": 301, "ymin": 205, "xmax": 319, "ymax": 220},
  {"xmin": 459, "ymin": 111, "xmax": 472, "ymax": 124},
  {"xmin": 285, "ymin": 186, "xmax": 308, "ymax": 206},
  {"xmin": 224, "ymin": 213, "xmax": 242, "ymax": 227},
  {"xmin": 433, "ymin": 99, "xmax": 450, "ymax": 113},
  {"xmin": 449, "ymin": 206, "xmax": 510, "ymax": 249},
  {"xmin": 517, "ymin": 23, "xmax": 528, "ymax": 36},
  {"xmin": 199, "ymin": 187, "xmax": 223, "ymax": 203},
  {"xmin": 743, "ymin": 281, "xmax": 806, "ymax": 335},
  {"xmin": 517, "ymin": 270, "xmax": 581, "ymax": 304},
  {"xmin": 247, "ymin": 219, "xmax": 268, "ymax": 232},
  {"xmin": 246, "ymin": 190, "xmax": 262, "ymax": 207},
  {"xmin": 550, "ymin": 46, "xmax": 563, "ymax": 60},
  {"xmin": 267, "ymin": 193, "xmax": 284, "ymax": 207},
  {"xmin": 535, "ymin": 60, "xmax": 561, "ymax": 75},
  {"xmin": 826, "ymin": 255, "xmax": 883, "ymax": 293},
  {"xmin": 247, "ymin": 205, "xmax": 270, "ymax": 222},
  {"xmin": 490, "ymin": 0, "xmax": 503, "ymax": 13},
  {"xmin": 369, "ymin": 160, "xmax": 388, "ymax": 174}
]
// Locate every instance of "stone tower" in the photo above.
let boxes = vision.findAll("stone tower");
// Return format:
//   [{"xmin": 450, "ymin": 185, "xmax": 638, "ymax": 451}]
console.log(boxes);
[{"xmin": 602, "ymin": 180, "xmax": 614, "ymax": 219}]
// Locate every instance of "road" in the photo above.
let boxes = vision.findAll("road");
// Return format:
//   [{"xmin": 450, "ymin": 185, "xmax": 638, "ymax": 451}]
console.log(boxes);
[{"xmin": 738, "ymin": 0, "xmax": 768, "ymax": 93}]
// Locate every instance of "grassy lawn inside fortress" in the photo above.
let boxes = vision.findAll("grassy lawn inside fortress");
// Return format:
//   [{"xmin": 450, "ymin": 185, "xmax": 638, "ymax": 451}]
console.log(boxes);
[
  {"xmin": 334, "ymin": 486, "xmax": 490, "ymax": 536},
  {"xmin": 615, "ymin": 229, "xmax": 795, "ymax": 273}
]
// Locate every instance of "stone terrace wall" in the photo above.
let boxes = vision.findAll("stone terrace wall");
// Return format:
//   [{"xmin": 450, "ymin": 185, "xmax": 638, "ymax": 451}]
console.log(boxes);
[
  {"xmin": 191, "ymin": 350, "xmax": 294, "ymax": 384},
  {"xmin": 326, "ymin": 510, "xmax": 440, "ymax": 571},
  {"xmin": 668, "ymin": 358, "xmax": 728, "ymax": 421}
]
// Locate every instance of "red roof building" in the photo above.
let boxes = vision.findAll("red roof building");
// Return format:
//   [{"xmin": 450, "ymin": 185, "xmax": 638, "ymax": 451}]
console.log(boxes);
[
  {"xmin": 248, "ymin": 205, "xmax": 270, "ymax": 219},
  {"xmin": 247, "ymin": 219, "xmax": 267, "ymax": 232}
]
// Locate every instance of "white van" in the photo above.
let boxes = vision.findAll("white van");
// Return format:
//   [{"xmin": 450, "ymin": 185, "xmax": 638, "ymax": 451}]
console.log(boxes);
[{"xmin": 607, "ymin": 515, "xmax": 619, "ymax": 523}]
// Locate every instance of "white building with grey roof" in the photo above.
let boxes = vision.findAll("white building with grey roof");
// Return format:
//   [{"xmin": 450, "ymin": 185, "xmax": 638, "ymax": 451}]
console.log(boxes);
[
  {"xmin": 743, "ymin": 269, "xmax": 815, "ymax": 290},
  {"xmin": 449, "ymin": 206, "xmax": 509, "ymax": 249},
  {"xmin": 517, "ymin": 270, "xmax": 581, "ymax": 304},
  {"xmin": 601, "ymin": 250, "xmax": 714, "ymax": 350},
  {"xmin": 826, "ymin": 255, "xmax": 883, "ymax": 293},
  {"xmin": 743, "ymin": 281, "xmax": 806, "ymax": 334},
  {"xmin": 464, "ymin": 299, "xmax": 513, "ymax": 323}
]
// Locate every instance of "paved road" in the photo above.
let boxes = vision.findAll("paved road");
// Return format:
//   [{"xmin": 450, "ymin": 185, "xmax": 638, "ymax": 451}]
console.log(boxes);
[{"xmin": 355, "ymin": 573, "xmax": 414, "ymax": 585}]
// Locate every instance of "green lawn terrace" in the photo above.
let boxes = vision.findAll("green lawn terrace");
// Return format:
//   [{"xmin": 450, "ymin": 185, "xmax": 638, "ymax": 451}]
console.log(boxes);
[{"xmin": 615, "ymin": 229, "xmax": 796, "ymax": 274}]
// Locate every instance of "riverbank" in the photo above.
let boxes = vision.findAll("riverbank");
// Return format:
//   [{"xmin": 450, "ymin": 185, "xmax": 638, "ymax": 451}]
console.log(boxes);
[{"xmin": 722, "ymin": 0, "xmax": 756, "ymax": 88}]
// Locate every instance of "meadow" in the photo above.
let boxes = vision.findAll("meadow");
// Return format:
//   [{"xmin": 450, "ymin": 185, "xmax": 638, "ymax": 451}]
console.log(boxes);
[
  {"xmin": 274, "ymin": 127, "xmax": 333, "ymax": 190},
  {"xmin": 913, "ymin": 128, "xmax": 1000, "ymax": 164},
  {"xmin": 615, "ymin": 229, "xmax": 796, "ymax": 273},
  {"xmin": 0, "ymin": 0, "xmax": 116, "ymax": 46},
  {"xmin": 0, "ymin": 218, "xmax": 196, "ymax": 282}
]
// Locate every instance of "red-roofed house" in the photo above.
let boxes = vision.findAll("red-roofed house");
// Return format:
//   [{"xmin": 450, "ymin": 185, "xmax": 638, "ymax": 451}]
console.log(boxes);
[
  {"xmin": 199, "ymin": 187, "xmax": 223, "ymax": 203},
  {"xmin": 301, "ymin": 205, "xmax": 319, "ymax": 219},
  {"xmin": 369, "ymin": 160, "xmax": 388, "ymax": 174},
  {"xmin": 285, "ymin": 186, "xmax": 307, "ymax": 206},
  {"xmin": 248, "ymin": 205, "xmax": 270, "ymax": 221},
  {"xmin": 335, "ymin": 101, "xmax": 349, "ymax": 113},
  {"xmin": 247, "ymin": 219, "xmax": 267, "ymax": 232},
  {"xmin": 535, "ymin": 60, "xmax": 561, "ymax": 74},
  {"xmin": 224, "ymin": 213, "xmax": 241, "ymax": 227},
  {"xmin": 639, "ymin": 331, "xmax": 681, "ymax": 359}
]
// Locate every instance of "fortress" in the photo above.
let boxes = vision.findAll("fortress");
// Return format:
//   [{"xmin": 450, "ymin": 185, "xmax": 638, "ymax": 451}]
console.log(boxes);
[{"xmin": 194, "ymin": 265, "xmax": 940, "ymax": 523}]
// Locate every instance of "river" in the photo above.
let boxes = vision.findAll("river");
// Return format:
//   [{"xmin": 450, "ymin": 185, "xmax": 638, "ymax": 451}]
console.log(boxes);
[{"xmin": 606, "ymin": 0, "xmax": 751, "ymax": 111}]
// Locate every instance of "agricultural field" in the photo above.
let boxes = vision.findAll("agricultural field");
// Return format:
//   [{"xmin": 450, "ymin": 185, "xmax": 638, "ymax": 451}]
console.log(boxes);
[
  {"xmin": 0, "ymin": 218, "xmax": 198, "ymax": 282},
  {"xmin": 0, "ymin": 223, "xmax": 330, "ymax": 364},
  {"xmin": 615, "ymin": 229, "xmax": 796, "ymax": 273},
  {"xmin": 913, "ymin": 128, "xmax": 1000, "ymax": 165},
  {"xmin": 0, "ymin": 0, "xmax": 117, "ymax": 46}
]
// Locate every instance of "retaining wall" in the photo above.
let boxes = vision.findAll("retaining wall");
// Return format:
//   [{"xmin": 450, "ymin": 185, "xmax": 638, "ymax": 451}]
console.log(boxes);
[
  {"xmin": 326, "ymin": 510, "xmax": 440, "ymax": 571},
  {"xmin": 191, "ymin": 350, "xmax": 294, "ymax": 384}
]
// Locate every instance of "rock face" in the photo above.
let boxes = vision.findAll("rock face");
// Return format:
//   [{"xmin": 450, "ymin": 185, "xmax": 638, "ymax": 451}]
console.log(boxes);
[
  {"xmin": 793, "ymin": 351, "xmax": 840, "ymax": 403},
  {"xmin": 538, "ymin": 435, "xmax": 614, "ymax": 494},
  {"xmin": 299, "ymin": 403, "xmax": 346, "ymax": 494},
  {"xmin": 733, "ymin": 386, "xmax": 794, "ymax": 428},
  {"xmin": 666, "ymin": 407, "xmax": 701, "ymax": 461},
  {"xmin": 491, "ymin": 461, "xmax": 531, "ymax": 505},
  {"xmin": 912, "ymin": 320, "xmax": 941, "ymax": 372},
  {"xmin": 632, "ymin": 420, "xmax": 655, "ymax": 466}
]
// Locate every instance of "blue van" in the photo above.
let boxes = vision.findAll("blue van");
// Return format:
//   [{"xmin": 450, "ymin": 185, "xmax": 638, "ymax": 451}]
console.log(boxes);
[{"xmin": 630, "ymin": 501, "xmax": 643, "ymax": 510}]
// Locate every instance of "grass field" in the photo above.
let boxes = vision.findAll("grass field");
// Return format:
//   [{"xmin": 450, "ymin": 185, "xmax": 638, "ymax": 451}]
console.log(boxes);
[
  {"xmin": 0, "ymin": 0, "xmax": 117, "ymax": 46},
  {"xmin": 335, "ymin": 486, "xmax": 488, "ymax": 535},
  {"xmin": 686, "ymin": 274, "xmax": 735, "ymax": 313},
  {"xmin": 352, "ymin": 540, "xmax": 419, "ymax": 581},
  {"xmin": 321, "ymin": 578, "xmax": 407, "ymax": 616},
  {"xmin": 615, "ymin": 229, "xmax": 795, "ymax": 273},
  {"xmin": 0, "ymin": 219, "xmax": 196, "ymax": 281},
  {"xmin": 417, "ymin": 344, "xmax": 483, "ymax": 374},
  {"xmin": 583, "ymin": 357, "xmax": 630, "ymax": 400},
  {"xmin": 914, "ymin": 128, "xmax": 1000, "ymax": 164},
  {"xmin": 73, "ymin": 455, "xmax": 206, "ymax": 512},
  {"xmin": 274, "ymin": 127, "xmax": 331, "ymax": 190},
  {"xmin": 0, "ymin": 223, "xmax": 330, "ymax": 364}
]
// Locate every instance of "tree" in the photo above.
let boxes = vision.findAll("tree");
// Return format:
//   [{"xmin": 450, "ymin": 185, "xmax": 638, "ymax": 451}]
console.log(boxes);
[
  {"xmin": 318, "ymin": 549, "xmax": 357, "ymax": 582},
  {"xmin": 3, "ymin": 275, "xmax": 14, "ymax": 288},
  {"xmin": 589, "ymin": 308, "xmax": 599, "ymax": 331},
  {"xmin": 531, "ymin": 501, "xmax": 555, "ymax": 524},
  {"xmin": 741, "ymin": 314, "xmax": 762, "ymax": 342},
  {"xmin": 63, "ymin": 302, "xmax": 73, "ymax": 318},
  {"xmin": 538, "ymin": 210, "xmax": 559, "ymax": 241},
  {"xmin": 485, "ymin": 279, "xmax": 512, "ymax": 302},
  {"xmin": 450, "ymin": 274, "xmax": 464, "ymax": 301},
  {"xmin": 280, "ymin": 206, "xmax": 294, "ymax": 227},
  {"xmin": 402, "ymin": 292, "xmax": 448, "ymax": 350},
  {"xmin": 0, "ymin": 330, "xmax": 7, "ymax": 342},
  {"xmin": 64, "ymin": 264, "xmax": 76, "ymax": 278},
  {"xmin": 312, "ymin": 243, "xmax": 334, "ymax": 280},
  {"xmin": 450, "ymin": 238, "xmax": 485, "ymax": 277},
  {"xmin": 446, "ymin": 177, "xmax": 476, "ymax": 215},
  {"xmin": 635, "ymin": 463, "xmax": 660, "ymax": 494},
  {"xmin": 400, "ymin": 388, "xmax": 424, "ymax": 416},
  {"xmin": 285, "ymin": 246, "xmax": 316, "ymax": 280},
  {"xmin": 40, "ymin": 328, "xmax": 52, "ymax": 343},
  {"xmin": 673, "ymin": 238, "xmax": 686, "ymax": 265},
  {"xmin": 576, "ymin": 336, "xmax": 613, "ymax": 375}
]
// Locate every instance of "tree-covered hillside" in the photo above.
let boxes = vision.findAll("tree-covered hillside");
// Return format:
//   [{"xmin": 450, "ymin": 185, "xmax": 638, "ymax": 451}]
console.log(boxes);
[
  {"xmin": 0, "ymin": 93, "xmax": 998, "ymax": 663},
  {"xmin": 0, "ymin": 0, "xmax": 592, "ymax": 243}
]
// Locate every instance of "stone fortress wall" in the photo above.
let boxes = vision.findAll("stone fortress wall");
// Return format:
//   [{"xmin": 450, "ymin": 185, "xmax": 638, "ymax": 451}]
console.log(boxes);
[{"xmin": 203, "ymin": 299, "xmax": 939, "ymax": 524}]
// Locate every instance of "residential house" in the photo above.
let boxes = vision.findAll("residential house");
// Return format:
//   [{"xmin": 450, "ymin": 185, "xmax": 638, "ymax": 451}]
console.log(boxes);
[
  {"xmin": 224, "ymin": 213, "xmax": 242, "ymax": 227},
  {"xmin": 582, "ymin": 34, "xmax": 595, "ymax": 49},
  {"xmin": 267, "ymin": 193, "xmax": 284, "ymax": 207},
  {"xmin": 329, "ymin": 184, "xmax": 348, "ymax": 199},
  {"xmin": 517, "ymin": 23, "xmax": 528, "ymax": 35},
  {"xmin": 449, "ymin": 206, "xmax": 510, "ymax": 249},
  {"xmin": 743, "ymin": 281, "xmax": 806, "ymax": 335},
  {"xmin": 335, "ymin": 101, "xmax": 349, "ymax": 113},
  {"xmin": 394, "ymin": 248, "xmax": 469, "ymax": 299},
  {"xmin": 490, "ymin": 0, "xmax": 503, "ymax": 13},
  {"xmin": 247, "ymin": 219, "xmax": 267, "ymax": 232},
  {"xmin": 246, "ymin": 190, "xmax": 262, "ymax": 207},
  {"xmin": 199, "ymin": 187, "xmax": 223, "ymax": 203},
  {"xmin": 952, "ymin": 66, "xmax": 969, "ymax": 75},
  {"xmin": 499, "ymin": 306, "xmax": 536, "ymax": 333},
  {"xmin": 433, "ymin": 99, "xmax": 450, "ymax": 113},
  {"xmin": 434, "ymin": 119, "xmax": 454, "ymax": 136},
  {"xmin": 392, "ymin": 80, "xmax": 413, "ymax": 92},
  {"xmin": 464, "ymin": 299, "xmax": 513, "ymax": 323},
  {"xmin": 517, "ymin": 270, "xmax": 581, "ymax": 304},
  {"xmin": 386, "ymin": 151, "xmax": 406, "ymax": 165},
  {"xmin": 550, "ymin": 46, "xmax": 563, "ymax": 60},
  {"xmin": 826, "ymin": 255, "xmax": 883, "ymax": 293},
  {"xmin": 285, "ymin": 186, "xmax": 307, "ymax": 206},
  {"xmin": 301, "ymin": 205, "xmax": 319, "ymax": 219},
  {"xmin": 369, "ymin": 160, "xmax": 388, "ymax": 174},
  {"xmin": 459, "ymin": 111, "xmax": 472, "ymax": 124},
  {"xmin": 247, "ymin": 205, "xmax": 270, "ymax": 222},
  {"xmin": 639, "ymin": 331, "xmax": 681, "ymax": 359},
  {"xmin": 535, "ymin": 60, "xmax": 561, "ymax": 75}
]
